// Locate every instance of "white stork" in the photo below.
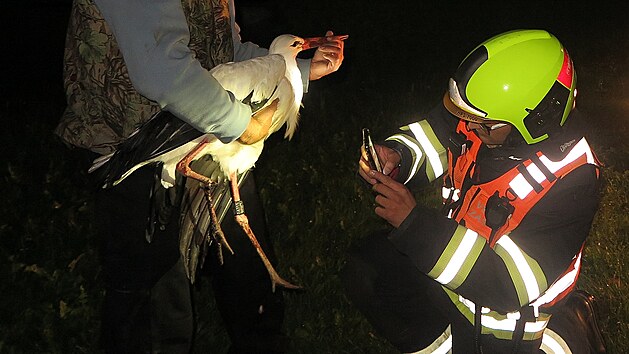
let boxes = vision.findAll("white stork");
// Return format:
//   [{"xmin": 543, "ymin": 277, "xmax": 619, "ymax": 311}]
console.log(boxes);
[{"xmin": 90, "ymin": 34, "xmax": 348, "ymax": 291}]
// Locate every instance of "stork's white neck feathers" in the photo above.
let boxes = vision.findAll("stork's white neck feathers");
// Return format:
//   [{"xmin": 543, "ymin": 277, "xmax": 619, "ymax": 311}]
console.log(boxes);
[{"xmin": 268, "ymin": 36, "xmax": 305, "ymax": 108}]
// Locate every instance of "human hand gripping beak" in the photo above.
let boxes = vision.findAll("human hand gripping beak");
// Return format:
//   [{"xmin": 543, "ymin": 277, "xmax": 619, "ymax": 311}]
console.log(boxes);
[
  {"xmin": 308, "ymin": 30, "xmax": 347, "ymax": 81},
  {"xmin": 370, "ymin": 170, "xmax": 417, "ymax": 228}
]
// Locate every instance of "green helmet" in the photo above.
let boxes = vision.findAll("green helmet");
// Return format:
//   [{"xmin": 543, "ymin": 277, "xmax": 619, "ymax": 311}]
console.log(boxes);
[{"xmin": 443, "ymin": 29, "xmax": 576, "ymax": 144}]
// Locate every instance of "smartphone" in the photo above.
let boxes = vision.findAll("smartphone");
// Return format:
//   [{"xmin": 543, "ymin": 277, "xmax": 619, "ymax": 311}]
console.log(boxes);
[{"xmin": 362, "ymin": 128, "xmax": 382, "ymax": 173}]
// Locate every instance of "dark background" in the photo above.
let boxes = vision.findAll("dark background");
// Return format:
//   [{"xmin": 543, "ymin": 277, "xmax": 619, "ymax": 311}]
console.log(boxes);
[
  {"xmin": 3, "ymin": 0, "xmax": 628, "ymax": 130},
  {"xmin": 4, "ymin": 0, "xmax": 629, "ymax": 103},
  {"xmin": 1, "ymin": 0, "xmax": 627, "ymax": 353}
]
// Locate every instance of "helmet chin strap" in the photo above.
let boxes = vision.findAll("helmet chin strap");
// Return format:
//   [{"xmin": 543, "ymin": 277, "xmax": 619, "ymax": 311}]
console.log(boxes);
[
  {"xmin": 484, "ymin": 129, "xmax": 526, "ymax": 151},
  {"xmin": 503, "ymin": 129, "xmax": 526, "ymax": 148}
]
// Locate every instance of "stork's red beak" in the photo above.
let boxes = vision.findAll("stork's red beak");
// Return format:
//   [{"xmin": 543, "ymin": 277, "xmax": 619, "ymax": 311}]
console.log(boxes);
[{"xmin": 302, "ymin": 34, "xmax": 349, "ymax": 50}]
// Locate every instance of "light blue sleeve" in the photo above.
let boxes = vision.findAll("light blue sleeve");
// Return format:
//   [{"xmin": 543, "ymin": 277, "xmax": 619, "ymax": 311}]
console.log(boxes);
[{"xmin": 94, "ymin": 0, "xmax": 250, "ymax": 143}]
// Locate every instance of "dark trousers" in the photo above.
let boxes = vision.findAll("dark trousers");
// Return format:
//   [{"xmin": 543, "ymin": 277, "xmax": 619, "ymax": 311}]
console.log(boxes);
[
  {"xmin": 341, "ymin": 232, "xmax": 545, "ymax": 353},
  {"xmin": 96, "ymin": 166, "xmax": 284, "ymax": 353}
]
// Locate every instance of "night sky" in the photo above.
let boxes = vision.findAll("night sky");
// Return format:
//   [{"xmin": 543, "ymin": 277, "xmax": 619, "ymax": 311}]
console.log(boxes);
[{"xmin": 4, "ymin": 0, "xmax": 628, "ymax": 106}]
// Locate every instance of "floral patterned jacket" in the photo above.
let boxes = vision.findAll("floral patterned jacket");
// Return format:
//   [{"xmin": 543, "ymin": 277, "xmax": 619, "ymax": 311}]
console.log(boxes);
[{"xmin": 55, "ymin": 0, "xmax": 235, "ymax": 154}]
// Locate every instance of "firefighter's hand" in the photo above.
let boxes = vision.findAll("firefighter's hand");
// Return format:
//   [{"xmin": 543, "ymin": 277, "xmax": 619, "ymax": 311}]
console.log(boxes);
[
  {"xmin": 358, "ymin": 145, "xmax": 401, "ymax": 185},
  {"xmin": 370, "ymin": 170, "xmax": 416, "ymax": 228}
]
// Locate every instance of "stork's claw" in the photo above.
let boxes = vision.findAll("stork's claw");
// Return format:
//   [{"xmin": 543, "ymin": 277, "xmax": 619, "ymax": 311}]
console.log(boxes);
[
  {"xmin": 228, "ymin": 172, "xmax": 301, "ymax": 292},
  {"xmin": 233, "ymin": 213, "xmax": 301, "ymax": 292}
]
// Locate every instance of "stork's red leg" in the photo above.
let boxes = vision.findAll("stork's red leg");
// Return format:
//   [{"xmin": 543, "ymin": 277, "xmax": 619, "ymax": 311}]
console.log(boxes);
[
  {"xmin": 175, "ymin": 139, "xmax": 213, "ymax": 185},
  {"xmin": 176, "ymin": 139, "xmax": 234, "ymax": 269},
  {"xmin": 229, "ymin": 172, "xmax": 301, "ymax": 292}
]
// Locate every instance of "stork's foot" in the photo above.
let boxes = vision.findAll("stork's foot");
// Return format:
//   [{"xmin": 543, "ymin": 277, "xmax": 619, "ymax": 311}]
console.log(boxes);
[
  {"xmin": 234, "ymin": 214, "xmax": 302, "ymax": 292},
  {"xmin": 204, "ymin": 186, "xmax": 235, "ymax": 259}
]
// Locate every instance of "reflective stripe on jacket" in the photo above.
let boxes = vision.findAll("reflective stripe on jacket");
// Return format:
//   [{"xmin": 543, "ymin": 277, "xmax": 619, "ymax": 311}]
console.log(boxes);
[
  {"xmin": 432, "ymin": 120, "xmax": 600, "ymax": 340},
  {"xmin": 388, "ymin": 112, "xmax": 600, "ymax": 343}
]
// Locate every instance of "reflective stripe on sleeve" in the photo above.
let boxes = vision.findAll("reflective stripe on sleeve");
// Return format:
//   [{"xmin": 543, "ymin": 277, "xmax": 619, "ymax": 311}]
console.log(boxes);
[
  {"xmin": 386, "ymin": 134, "xmax": 424, "ymax": 184},
  {"xmin": 408, "ymin": 121, "xmax": 447, "ymax": 181},
  {"xmin": 406, "ymin": 325, "xmax": 452, "ymax": 354},
  {"xmin": 540, "ymin": 328, "xmax": 572, "ymax": 354},
  {"xmin": 428, "ymin": 225, "xmax": 485, "ymax": 289},
  {"xmin": 494, "ymin": 235, "xmax": 548, "ymax": 306}
]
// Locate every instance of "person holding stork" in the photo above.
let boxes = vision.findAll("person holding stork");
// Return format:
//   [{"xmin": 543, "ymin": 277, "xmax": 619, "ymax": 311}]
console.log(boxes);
[{"xmin": 55, "ymin": 0, "xmax": 345, "ymax": 352}]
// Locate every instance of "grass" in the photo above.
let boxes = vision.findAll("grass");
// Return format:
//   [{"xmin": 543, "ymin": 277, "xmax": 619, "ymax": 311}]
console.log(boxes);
[{"xmin": 1, "ymin": 0, "xmax": 628, "ymax": 353}]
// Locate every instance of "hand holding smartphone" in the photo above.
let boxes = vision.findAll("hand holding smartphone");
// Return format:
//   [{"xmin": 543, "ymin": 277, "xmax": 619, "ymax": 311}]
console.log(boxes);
[{"xmin": 362, "ymin": 128, "xmax": 382, "ymax": 173}]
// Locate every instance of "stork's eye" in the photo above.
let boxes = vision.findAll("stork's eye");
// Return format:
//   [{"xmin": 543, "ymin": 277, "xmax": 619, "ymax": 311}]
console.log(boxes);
[{"xmin": 291, "ymin": 41, "xmax": 301, "ymax": 47}]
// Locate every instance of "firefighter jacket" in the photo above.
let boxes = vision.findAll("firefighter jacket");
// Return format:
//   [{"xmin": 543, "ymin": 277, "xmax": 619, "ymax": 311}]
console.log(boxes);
[{"xmin": 382, "ymin": 103, "xmax": 601, "ymax": 342}]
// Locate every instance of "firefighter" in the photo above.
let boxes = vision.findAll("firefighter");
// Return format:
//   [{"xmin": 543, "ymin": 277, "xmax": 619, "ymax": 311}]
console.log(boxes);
[{"xmin": 343, "ymin": 29, "xmax": 607, "ymax": 353}]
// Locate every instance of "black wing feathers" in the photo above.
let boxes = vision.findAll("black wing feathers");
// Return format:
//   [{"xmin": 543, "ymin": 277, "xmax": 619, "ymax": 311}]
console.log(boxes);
[{"xmin": 96, "ymin": 111, "xmax": 204, "ymax": 187}]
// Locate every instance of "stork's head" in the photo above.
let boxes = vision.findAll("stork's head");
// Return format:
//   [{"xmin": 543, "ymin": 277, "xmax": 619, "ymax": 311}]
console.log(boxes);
[
  {"xmin": 268, "ymin": 35, "xmax": 307, "ymax": 58},
  {"xmin": 269, "ymin": 34, "xmax": 348, "ymax": 58}
]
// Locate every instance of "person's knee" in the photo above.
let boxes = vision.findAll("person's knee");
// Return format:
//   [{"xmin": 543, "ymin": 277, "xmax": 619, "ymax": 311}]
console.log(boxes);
[{"xmin": 341, "ymin": 251, "xmax": 378, "ymax": 303}]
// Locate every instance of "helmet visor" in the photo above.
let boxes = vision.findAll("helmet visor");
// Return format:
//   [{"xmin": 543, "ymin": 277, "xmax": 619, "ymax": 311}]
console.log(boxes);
[
  {"xmin": 442, "ymin": 92, "xmax": 503, "ymax": 125},
  {"xmin": 442, "ymin": 78, "xmax": 505, "ymax": 125}
]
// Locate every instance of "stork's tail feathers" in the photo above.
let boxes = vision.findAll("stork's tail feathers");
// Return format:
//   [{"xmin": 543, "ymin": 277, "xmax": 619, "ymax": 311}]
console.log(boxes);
[
  {"xmin": 88, "ymin": 110, "xmax": 205, "ymax": 188},
  {"xmin": 88, "ymin": 152, "xmax": 114, "ymax": 173},
  {"xmin": 179, "ymin": 155, "xmax": 238, "ymax": 283}
]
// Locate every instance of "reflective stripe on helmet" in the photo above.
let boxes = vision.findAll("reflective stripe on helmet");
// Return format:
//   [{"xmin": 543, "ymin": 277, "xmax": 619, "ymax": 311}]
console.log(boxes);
[{"xmin": 447, "ymin": 78, "xmax": 488, "ymax": 122}]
